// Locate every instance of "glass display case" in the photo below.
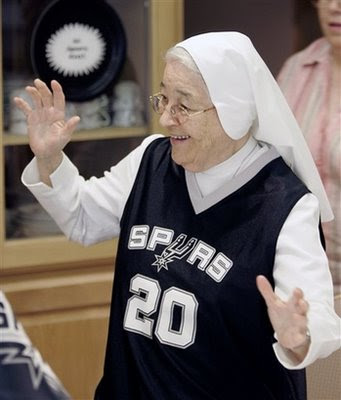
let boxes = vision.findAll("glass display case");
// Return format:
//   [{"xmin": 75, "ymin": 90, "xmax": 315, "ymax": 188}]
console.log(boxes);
[
  {"xmin": 0, "ymin": 3, "xmax": 183, "ymax": 397},
  {"xmin": 1, "ymin": 0, "xmax": 184, "ymax": 270}
]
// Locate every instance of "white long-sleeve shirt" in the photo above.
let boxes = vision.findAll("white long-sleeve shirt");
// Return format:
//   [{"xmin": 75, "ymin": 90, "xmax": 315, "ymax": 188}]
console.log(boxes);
[{"xmin": 21, "ymin": 134, "xmax": 340, "ymax": 369}]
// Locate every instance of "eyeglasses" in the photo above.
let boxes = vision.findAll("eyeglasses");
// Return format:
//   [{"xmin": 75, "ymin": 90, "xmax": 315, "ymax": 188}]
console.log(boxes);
[{"xmin": 149, "ymin": 93, "xmax": 215, "ymax": 124}]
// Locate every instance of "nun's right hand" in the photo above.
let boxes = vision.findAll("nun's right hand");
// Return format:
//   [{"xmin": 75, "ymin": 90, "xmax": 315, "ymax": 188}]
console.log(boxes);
[{"xmin": 13, "ymin": 79, "xmax": 80, "ymax": 160}]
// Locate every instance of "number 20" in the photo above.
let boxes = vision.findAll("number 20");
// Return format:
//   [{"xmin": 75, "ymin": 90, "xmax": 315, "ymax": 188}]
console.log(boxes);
[{"xmin": 123, "ymin": 274, "xmax": 198, "ymax": 349}]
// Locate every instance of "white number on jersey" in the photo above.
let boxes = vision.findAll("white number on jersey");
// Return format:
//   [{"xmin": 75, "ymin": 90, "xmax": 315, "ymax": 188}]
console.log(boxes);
[{"xmin": 123, "ymin": 274, "xmax": 198, "ymax": 349}]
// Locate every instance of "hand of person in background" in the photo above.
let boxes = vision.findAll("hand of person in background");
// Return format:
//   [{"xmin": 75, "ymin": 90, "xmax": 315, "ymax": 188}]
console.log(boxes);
[
  {"xmin": 256, "ymin": 275, "xmax": 310, "ymax": 363},
  {"xmin": 13, "ymin": 79, "xmax": 80, "ymax": 186}
]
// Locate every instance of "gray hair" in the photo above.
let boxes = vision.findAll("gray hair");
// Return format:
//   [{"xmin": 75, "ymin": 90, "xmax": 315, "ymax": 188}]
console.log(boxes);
[
  {"xmin": 165, "ymin": 46, "xmax": 201, "ymax": 74},
  {"xmin": 164, "ymin": 46, "xmax": 210, "ymax": 98}
]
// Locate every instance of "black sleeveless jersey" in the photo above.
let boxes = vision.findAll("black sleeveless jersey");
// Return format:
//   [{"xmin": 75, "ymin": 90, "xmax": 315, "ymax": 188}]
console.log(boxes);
[{"xmin": 95, "ymin": 138, "xmax": 310, "ymax": 400}]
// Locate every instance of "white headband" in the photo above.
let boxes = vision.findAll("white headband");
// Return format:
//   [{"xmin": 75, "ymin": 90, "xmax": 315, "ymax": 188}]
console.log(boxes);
[{"xmin": 176, "ymin": 32, "xmax": 333, "ymax": 222}]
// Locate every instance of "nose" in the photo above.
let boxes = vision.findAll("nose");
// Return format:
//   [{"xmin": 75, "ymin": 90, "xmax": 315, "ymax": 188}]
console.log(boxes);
[
  {"xmin": 329, "ymin": 0, "xmax": 341, "ymax": 9},
  {"xmin": 159, "ymin": 108, "xmax": 178, "ymax": 129}
]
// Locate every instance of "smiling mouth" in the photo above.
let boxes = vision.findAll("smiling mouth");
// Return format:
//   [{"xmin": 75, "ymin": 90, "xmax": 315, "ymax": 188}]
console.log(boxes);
[
  {"xmin": 170, "ymin": 135, "xmax": 190, "ymax": 140},
  {"xmin": 329, "ymin": 22, "xmax": 341, "ymax": 29}
]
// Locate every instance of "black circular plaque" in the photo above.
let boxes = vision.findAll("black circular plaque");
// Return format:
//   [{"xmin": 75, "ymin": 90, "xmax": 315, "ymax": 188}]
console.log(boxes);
[{"xmin": 31, "ymin": 0, "xmax": 127, "ymax": 101}]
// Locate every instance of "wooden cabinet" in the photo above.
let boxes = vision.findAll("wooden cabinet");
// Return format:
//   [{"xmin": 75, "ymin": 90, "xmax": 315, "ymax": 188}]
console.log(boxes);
[{"xmin": 0, "ymin": 1, "xmax": 183, "ymax": 398}]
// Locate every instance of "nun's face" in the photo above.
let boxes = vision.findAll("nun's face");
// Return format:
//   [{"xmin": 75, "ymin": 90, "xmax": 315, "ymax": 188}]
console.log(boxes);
[{"xmin": 159, "ymin": 60, "xmax": 244, "ymax": 172}]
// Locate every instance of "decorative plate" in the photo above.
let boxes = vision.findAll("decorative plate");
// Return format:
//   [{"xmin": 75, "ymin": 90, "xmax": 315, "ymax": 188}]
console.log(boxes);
[{"xmin": 31, "ymin": 0, "xmax": 126, "ymax": 101}]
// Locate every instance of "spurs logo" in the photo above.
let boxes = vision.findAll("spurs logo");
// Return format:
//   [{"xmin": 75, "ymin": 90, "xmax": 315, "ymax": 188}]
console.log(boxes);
[
  {"xmin": 128, "ymin": 225, "xmax": 233, "ymax": 283},
  {"xmin": 152, "ymin": 234, "xmax": 197, "ymax": 272},
  {"xmin": 0, "ymin": 291, "xmax": 69, "ymax": 396}
]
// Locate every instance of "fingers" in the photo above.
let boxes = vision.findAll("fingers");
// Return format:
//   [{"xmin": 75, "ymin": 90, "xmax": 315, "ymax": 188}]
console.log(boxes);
[
  {"xmin": 65, "ymin": 116, "xmax": 81, "ymax": 133},
  {"xmin": 25, "ymin": 84, "xmax": 43, "ymax": 110},
  {"xmin": 51, "ymin": 80, "xmax": 66, "ymax": 112},
  {"xmin": 24, "ymin": 79, "xmax": 52, "ymax": 110},
  {"xmin": 257, "ymin": 276, "xmax": 309, "ymax": 315},
  {"xmin": 13, "ymin": 96, "xmax": 32, "ymax": 117},
  {"xmin": 290, "ymin": 288, "xmax": 309, "ymax": 316},
  {"xmin": 256, "ymin": 275, "xmax": 277, "ymax": 307},
  {"xmin": 291, "ymin": 313, "xmax": 309, "ymax": 347},
  {"xmin": 298, "ymin": 298, "xmax": 309, "ymax": 315},
  {"xmin": 23, "ymin": 79, "xmax": 63, "ymax": 111},
  {"xmin": 34, "ymin": 79, "xmax": 53, "ymax": 108},
  {"xmin": 288, "ymin": 302, "xmax": 309, "ymax": 350}
]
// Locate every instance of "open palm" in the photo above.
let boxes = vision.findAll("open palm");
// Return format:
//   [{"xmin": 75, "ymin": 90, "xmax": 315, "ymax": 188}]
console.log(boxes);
[{"xmin": 13, "ymin": 79, "xmax": 79, "ymax": 159}]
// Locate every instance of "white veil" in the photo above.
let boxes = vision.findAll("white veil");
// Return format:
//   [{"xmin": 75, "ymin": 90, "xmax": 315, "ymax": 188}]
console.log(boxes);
[{"xmin": 176, "ymin": 32, "xmax": 333, "ymax": 222}]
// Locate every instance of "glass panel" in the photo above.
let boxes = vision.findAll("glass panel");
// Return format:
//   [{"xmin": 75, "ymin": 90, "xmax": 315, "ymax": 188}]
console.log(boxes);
[
  {"xmin": 5, "ymin": 137, "xmax": 145, "ymax": 239},
  {"xmin": 2, "ymin": 0, "xmax": 150, "ymax": 239}
]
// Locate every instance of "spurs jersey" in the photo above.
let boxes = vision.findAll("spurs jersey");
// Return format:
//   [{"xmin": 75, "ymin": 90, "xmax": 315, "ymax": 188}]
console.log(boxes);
[{"xmin": 95, "ymin": 138, "xmax": 310, "ymax": 400}]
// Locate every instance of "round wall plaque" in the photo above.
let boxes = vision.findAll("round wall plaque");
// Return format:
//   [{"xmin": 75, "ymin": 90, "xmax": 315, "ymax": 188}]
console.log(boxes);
[{"xmin": 31, "ymin": 0, "xmax": 126, "ymax": 101}]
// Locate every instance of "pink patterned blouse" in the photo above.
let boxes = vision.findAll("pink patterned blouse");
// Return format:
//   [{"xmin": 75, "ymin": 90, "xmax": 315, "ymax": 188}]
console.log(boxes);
[{"xmin": 278, "ymin": 37, "xmax": 341, "ymax": 293}]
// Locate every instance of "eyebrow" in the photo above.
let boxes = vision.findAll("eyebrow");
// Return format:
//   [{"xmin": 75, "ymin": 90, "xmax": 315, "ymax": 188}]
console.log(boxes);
[{"xmin": 160, "ymin": 81, "xmax": 193, "ymax": 99}]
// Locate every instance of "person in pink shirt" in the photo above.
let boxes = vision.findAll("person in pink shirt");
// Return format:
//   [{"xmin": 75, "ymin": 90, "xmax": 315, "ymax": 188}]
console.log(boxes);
[{"xmin": 278, "ymin": 0, "xmax": 341, "ymax": 294}]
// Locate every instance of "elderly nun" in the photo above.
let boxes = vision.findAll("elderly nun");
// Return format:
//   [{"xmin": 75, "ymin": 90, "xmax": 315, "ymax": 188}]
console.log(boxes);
[{"xmin": 15, "ymin": 32, "xmax": 340, "ymax": 400}]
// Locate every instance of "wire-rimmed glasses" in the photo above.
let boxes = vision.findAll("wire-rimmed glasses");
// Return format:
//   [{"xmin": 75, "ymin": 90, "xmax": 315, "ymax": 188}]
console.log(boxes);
[{"xmin": 149, "ymin": 93, "xmax": 214, "ymax": 124}]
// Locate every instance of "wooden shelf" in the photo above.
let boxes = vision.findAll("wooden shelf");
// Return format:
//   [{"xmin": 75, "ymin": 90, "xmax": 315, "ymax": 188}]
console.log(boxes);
[
  {"xmin": 2, "ymin": 235, "xmax": 118, "ymax": 272},
  {"xmin": 3, "ymin": 126, "xmax": 148, "ymax": 146}
]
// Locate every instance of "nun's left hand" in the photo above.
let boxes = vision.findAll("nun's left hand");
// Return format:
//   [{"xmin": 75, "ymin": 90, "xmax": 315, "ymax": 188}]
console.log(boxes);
[{"xmin": 256, "ymin": 275, "xmax": 310, "ymax": 362}]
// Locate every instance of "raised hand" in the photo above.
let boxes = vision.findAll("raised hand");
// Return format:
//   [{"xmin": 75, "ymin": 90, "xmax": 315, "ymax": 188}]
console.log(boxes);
[
  {"xmin": 256, "ymin": 275, "xmax": 310, "ymax": 362},
  {"xmin": 13, "ymin": 79, "xmax": 80, "ymax": 185},
  {"xmin": 13, "ymin": 79, "xmax": 80, "ymax": 160}
]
